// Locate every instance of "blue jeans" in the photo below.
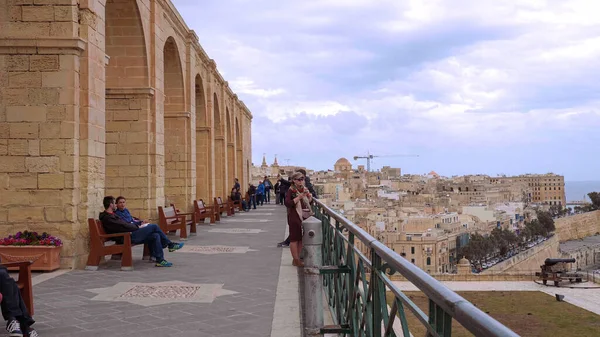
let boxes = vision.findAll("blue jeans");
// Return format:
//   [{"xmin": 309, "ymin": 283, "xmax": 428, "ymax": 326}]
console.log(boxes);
[
  {"xmin": 130, "ymin": 224, "xmax": 171, "ymax": 262},
  {"xmin": 257, "ymin": 194, "xmax": 264, "ymax": 206}
]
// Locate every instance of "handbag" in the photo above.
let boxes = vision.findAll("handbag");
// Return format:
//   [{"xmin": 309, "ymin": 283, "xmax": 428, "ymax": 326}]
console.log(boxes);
[{"xmin": 302, "ymin": 208, "xmax": 313, "ymax": 220}]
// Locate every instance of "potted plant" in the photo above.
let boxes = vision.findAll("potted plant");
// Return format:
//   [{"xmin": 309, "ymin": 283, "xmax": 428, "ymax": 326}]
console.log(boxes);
[{"xmin": 0, "ymin": 231, "xmax": 63, "ymax": 271}]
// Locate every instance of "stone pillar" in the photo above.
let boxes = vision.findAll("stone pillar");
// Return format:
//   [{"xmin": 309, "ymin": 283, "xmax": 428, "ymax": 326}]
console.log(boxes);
[
  {"xmin": 104, "ymin": 88, "xmax": 155, "ymax": 219},
  {"xmin": 213, "ymin": 135, "xmax": 225, "ymax": 199},
  {"xmin": 196, "ymin": 126, "xmax": 211, "ymax": 201},
  {"xmin": 164, "ymin": 112, "xmax": 193, "ymax": 209},
  {"xmin": 0, "ymin": 0, "xmax": 94, "ymax": 268},
  {"xmin": 457, "ymin": 257, "xmax": 472, "ymax": 275}
]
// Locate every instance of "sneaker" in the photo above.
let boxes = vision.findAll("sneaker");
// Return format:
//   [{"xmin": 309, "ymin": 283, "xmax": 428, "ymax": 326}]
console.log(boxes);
[
  {"xmin": 155, "ymin": 260, "xmax": 173, "ymax": 267},
  {"xmin": 28, "ymin": 329, "xmax": 39, "ymax": 337},
  {"xmin": 6, "ymin": 319, "xmax": 23, "ymax": 337},
  {"xmin": 277, "ymin": 241, "xmax": 289, "ymax": 248},
  {"xmin": 168, "ymin": 242, "xmax": 184, "ymax": 252}
]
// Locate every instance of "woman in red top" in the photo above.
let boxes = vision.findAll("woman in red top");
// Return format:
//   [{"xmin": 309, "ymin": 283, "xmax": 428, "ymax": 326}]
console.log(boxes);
[{"xmin": 285, "ymin": 172, "xmax": 313, "ymax": 267}]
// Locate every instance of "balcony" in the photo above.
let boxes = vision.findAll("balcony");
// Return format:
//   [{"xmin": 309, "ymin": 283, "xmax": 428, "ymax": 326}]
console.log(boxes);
[{"xmin": 21, "ymin": 199, "xmax": 518, "ymax": 336}]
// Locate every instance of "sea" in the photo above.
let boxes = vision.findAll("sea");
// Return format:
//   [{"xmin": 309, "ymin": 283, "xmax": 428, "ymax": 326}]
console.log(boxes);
[{"xmin": 565, "ymin": 181, "xmax": 600, "ymax": 203}]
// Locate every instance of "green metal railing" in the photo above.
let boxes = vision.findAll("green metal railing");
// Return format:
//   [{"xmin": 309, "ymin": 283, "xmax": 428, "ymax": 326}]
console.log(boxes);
[{"xmin": 312, "ymin": 199, "xmax": 520, "ymax": 337}]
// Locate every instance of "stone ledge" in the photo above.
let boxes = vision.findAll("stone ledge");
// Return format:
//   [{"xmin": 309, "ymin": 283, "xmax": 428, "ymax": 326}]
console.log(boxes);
[
  {"xmin": 106, "ymin": 87, "xmax": 155, "ymax": 97},
  {"xmin": 0, "ymin": 38, "xmax": 87, "ymax": 55},
  {"xmin": 164, "ymin": 112, "xmax": 191, "ymax": 118}
]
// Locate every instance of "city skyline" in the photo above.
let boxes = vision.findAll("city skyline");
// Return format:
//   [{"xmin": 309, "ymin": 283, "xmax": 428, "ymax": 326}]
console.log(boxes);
[{"xmin": 174, "ymin": 0, "xmax": 600, "ymax": 181}]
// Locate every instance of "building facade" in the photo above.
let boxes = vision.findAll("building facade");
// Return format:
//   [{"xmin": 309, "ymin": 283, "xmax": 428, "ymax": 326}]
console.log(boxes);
[{"xmin": 0, "ymin": 0, "xmax": 252, "ymax": 267}]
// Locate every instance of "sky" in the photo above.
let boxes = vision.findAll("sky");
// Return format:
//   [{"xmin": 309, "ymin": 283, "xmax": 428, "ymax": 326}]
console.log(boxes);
[{"xmin": 172, "ymin": 0, "xmax": 600, "ymax": 181}]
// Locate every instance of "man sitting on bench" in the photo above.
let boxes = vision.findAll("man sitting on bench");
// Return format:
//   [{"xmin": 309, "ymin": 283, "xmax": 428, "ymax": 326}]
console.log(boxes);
[
  {"xmin": 100, "ymin": 196, "xmax": 184, "ymax": 267},
  {"xmin": 0, "ymin": 264, "xmax": 38, "ymax": 337},
  {"xmin": 114, "ymin": 196, "xmax": 147, "ymax": 226}
]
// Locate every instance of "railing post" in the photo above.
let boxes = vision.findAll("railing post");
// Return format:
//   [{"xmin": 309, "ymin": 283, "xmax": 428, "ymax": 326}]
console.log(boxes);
[{"xmin": 303, "ymin": 216, "xmax": 324, "ymax": 336}]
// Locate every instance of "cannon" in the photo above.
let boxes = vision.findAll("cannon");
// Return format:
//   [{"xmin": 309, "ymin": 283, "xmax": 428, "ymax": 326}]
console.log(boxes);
[
  {"xmin": 544, "ymin": 258, "xmax": 576, "ymax": 266},
  {"xmin": 536, "ymin": 258, "xmax": 583, "ymax": 286}
]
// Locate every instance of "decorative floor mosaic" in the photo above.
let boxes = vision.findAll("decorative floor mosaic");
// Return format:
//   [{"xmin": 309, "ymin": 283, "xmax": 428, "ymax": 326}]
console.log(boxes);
[
  {"xmin": 206, "ymin": 228, "xmax": 267, "ymax": 234},
  {"xmin": 222, "ymin": 218, "xmax": 272, "ymax": 223},
  {"xmin": 86, "ymin": 281, "xmax": 237, "ymax": 306},
  {"xmin": 177, "ymin": 245, "xmax": 257, "ymax": 255}
]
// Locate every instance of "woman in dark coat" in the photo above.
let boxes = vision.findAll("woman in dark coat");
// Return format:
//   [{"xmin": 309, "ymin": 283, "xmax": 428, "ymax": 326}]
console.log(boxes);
[{"xmin": 284, "ymin": 172, "xmax": 313, "ymax": 267}]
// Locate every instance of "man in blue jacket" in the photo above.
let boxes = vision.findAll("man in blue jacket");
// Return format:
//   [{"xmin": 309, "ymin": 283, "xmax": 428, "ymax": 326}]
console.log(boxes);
[{"xmin": 256, "ymin": 181, "xmax": 265, "ymax": 206}]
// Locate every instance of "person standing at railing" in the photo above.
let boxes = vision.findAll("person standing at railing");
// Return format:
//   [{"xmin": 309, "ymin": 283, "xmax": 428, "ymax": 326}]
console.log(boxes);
[{"xmin": 285, "ymin": 172, "xmax": 313, "ymax": 267}]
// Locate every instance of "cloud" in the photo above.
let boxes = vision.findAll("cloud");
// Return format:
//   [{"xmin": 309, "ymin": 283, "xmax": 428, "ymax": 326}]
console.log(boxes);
[{"xmin": 173, "ymin": 0, "xmax": 600, "ymax": 180}]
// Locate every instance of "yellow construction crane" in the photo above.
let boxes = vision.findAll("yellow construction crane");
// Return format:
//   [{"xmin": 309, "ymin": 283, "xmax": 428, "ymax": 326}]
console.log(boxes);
[{"xmin": 353, "ymin": 152, "xmax": 419, "ymax": 172}]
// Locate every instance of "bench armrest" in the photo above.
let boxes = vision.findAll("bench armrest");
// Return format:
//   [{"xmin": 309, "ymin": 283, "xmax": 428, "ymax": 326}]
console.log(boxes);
[
  {"xmin": 177, "ymin": 212, "xmax": 194, "ymax": 216},
  {"xmin": 2, "ymin": 261, "xmax": 33, "ymax": 269},
  {"xmin": 98, "ymin": 232, "xmax": 132, "ymax": 239}
]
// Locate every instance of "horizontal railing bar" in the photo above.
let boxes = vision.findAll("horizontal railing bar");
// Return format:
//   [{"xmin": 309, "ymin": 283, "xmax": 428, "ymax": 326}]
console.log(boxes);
[{"xmin": 314, "ymin": 199, "xmax": 520, "ymax": 337}]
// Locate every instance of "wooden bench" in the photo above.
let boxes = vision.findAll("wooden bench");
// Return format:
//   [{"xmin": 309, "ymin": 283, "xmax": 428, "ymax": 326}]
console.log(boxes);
[
  {"xmin": 158, "ymin": 206, "xmax": 188, "ymax": 240},
  {"xmin": 85, "ymin": 218, "xmax": 150, "ymax": 271},
  {"xmin": 170, "ymin": 203, "xmax": 198, "ymax": 236},
  {"xmin": 229, "ymin": 196, "xmax": 243, "ymax": 212},
  {"xmin": 214, "ymin": 197, "xmax": 234, "ymax": 216},
  {"xmin": 194, "ymin": 199, "xmax": 217, "ymax": 223},
  {"xmin": 2, "ymin": 261, "xmax": 34, "ymax": 315}
]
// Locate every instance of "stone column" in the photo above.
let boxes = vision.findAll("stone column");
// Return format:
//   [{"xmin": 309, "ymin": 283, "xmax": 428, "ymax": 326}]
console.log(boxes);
[{"xmin": 0, "ymin": 0, "xmax": 95, "ymax": 268}]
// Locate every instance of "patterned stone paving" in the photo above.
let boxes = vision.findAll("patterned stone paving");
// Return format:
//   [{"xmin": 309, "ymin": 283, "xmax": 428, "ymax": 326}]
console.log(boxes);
[
  {"xmin": 86, "ymin": 281, "xmax": 238, "ymax": 306},
  {"xmin": 29, "ymin": 205, "xmax": 290, "ymax": 337},
  {"xmin": 177, "ymin": 245, "xmax": 258, "ymax": 255},
  {"xmin": 206, "ymin": 228, "xmax": 267, "ymax": 234},
  {"xmin": 220, "ymin": 218, "xmax": 272, "ymax": 223}
]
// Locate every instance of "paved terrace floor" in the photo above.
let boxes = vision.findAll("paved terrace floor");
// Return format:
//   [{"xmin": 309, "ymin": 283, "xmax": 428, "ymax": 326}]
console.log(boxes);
[{"xmin": 24, "ymin": 203, "xmax": 300, "ymax": 337}]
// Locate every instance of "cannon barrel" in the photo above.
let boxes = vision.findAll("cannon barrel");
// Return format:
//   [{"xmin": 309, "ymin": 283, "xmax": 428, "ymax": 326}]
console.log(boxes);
[{"xmin": 544, "ymin": 258, "xmax": 576, "ymax": 266}]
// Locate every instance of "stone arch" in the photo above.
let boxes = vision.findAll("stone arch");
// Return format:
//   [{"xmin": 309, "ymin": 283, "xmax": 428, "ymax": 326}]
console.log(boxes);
[
  {"xmin": 163, "ymin": 36, "xmax": 189, "ymax": 207},
  {"xmin": 163, "ymin": 37, "xmax": 185, "ymax": 114},
  {"xmin": 235, "ymin": 118, "xmax": 243, "ymax": 188},
  {"xmin": 195, "ymin": 74, "xmax": 210, "ymax": 201},
  {"xmin": 104, "ymin": 0, "xmax": 151, "ymax": 216},
  {"xmin": 105, "ymin": 0, "xmax": 149, "ymax": 88},
  {"xmin": 225, "ymin": 108, "xmax": 234, "ymax": 194},
  {"xmin": 213, "ymin": 93, "xmax": 225, "ymax": 198}
]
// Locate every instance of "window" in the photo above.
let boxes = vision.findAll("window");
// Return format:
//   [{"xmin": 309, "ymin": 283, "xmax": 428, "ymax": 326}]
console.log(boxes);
[
  {"xmin": 411, "ymin": 247, "xmax": 415, "ymax": 254},
  {"xmin": 426, "ymin": 257, "xmax": 431, "ymax": 266},
  {"xmin": 411, "ymin": 259, "xmax": 415, "ymax": 264}
]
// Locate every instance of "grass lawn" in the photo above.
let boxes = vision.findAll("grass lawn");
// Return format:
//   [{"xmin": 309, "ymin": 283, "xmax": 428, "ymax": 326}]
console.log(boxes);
[{"xmin": 385, "ymin": 291, "xmax": 600, "ymax": 337}]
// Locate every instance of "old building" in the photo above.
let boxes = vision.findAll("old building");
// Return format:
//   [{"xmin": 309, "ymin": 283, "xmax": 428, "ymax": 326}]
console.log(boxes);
[{"xmin": 0, "ymin": 0, "xmax": 252, "ymax": 267}]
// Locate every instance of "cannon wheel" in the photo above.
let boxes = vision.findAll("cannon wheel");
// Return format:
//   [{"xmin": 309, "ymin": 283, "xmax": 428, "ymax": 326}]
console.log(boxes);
[{"xmin": 554, "ymin": 281, "xmax": 559, "ymax": 287}]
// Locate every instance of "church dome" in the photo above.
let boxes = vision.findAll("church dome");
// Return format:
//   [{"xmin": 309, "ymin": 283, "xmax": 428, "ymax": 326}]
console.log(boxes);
[
  {"xmin": 334, "ymin": 157, "xmax": 352, "ymax": 172},
  {"xmin": 458, "ymin": 257, "xmax": 470, "ymax": 266}
]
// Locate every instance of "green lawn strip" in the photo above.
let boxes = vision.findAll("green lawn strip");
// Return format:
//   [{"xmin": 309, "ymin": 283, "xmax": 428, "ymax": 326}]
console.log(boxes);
[{"xmin": 385, "ymin": 291, "xmax": 600, "ymax": 337}]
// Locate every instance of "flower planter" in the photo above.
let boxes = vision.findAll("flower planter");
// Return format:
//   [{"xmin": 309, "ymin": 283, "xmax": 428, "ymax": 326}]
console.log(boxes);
[{"xmin": 0, "ymin": 246, "xmax": 62, "ymax": 272}]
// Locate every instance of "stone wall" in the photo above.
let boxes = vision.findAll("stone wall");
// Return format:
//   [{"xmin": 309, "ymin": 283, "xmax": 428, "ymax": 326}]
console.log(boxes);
[
  {"xmin": 0, "ymin": 0, "xmax": 253, "ymax": 268},
  {"xmin": 482, "ymin": 235, "xmax": 563, "ymax": 273},
  {"xmin": 554, "ymin": 210, "xmax": 600, "ymax": 242}
]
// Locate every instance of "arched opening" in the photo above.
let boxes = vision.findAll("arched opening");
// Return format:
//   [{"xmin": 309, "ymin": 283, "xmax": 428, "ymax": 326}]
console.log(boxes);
[
  {"xmin": 104, "ymin": 0, "xmax": 150, "ymax": 216},
  {"xmin": 213, "ymin": 93, "xmax": 225, "ymax": 199},
  {"xmin": 235, "ymin": 118, "xmax": 243, "ymax": 188},
  {"xmin": 195, "ymin": 74, "xmax": 210, "ymax": 201},
  {"xmin": 163, "ymin": 36, "xmax": 189, "ymax": 207},
  {"xmin": 226, "ymin": 108, "xmax": 234, "ymax": 194}
]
